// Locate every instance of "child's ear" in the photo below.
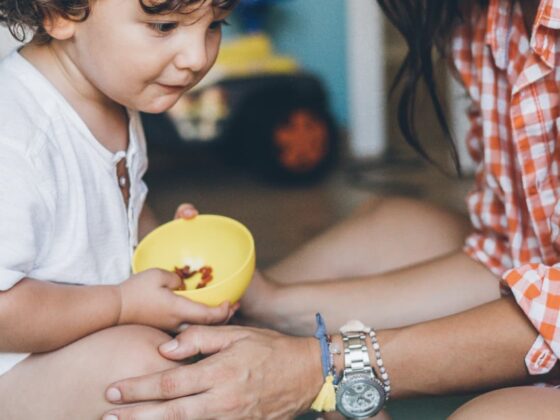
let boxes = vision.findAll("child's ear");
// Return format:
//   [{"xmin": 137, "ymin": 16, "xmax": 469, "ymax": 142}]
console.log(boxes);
[{"xmin": 43, "ymin": 14, "xmax": 77, "ymax": 40}]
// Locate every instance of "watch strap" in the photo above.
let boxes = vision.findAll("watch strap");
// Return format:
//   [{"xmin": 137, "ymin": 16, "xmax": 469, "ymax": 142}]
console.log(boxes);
[{"xmin": 342, "ymin": 332, "xmax": 373, "ymax": 375}]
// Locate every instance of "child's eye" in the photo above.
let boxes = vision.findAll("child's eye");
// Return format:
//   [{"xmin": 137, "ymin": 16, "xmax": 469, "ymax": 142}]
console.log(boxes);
[
  {"xmin": 149, "ymin": 22, "xmax": 179, "ymax": 34},
  {"xmin": 209, "ymin": 19, "xmax": 229, "ymax": 31}
]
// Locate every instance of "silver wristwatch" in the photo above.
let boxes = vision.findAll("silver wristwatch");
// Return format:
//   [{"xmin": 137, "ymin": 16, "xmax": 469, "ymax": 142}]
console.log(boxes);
[{"xmin": 336, "ymin": 322, "xmax": 386, "ymax": 419}]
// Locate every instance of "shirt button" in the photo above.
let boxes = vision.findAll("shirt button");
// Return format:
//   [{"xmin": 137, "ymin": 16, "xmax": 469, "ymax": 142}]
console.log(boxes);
[{"xmin": 536, "ymin": 350, "xmax": 549, "ymax": 367}]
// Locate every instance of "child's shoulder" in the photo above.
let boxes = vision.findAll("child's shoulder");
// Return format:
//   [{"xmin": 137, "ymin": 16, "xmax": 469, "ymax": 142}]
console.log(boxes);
[{"xmin": 0, "ymin": 51, "xmax": 59, "ymax": 157}]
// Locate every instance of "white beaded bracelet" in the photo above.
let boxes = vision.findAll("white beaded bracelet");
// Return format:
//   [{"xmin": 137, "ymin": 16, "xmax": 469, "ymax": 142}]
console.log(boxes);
[{"xmin": 368, "ymin": 328, "xmax": 391, "ymax": 400}]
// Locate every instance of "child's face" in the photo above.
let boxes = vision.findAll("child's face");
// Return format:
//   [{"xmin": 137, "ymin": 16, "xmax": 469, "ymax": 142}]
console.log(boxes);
[{"xmin": 63, "ymin": 0, "xmax": 230, "ymax": 113}]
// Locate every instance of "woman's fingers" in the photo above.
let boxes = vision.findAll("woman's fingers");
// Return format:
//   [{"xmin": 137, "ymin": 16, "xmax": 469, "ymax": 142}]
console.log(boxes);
[
  {"xmin": 105, "ymin": 363, "xmax": 211, "ymax": 405},
  {"xmin": 174, "ymin": 203, "xmax": 198, "ymax": 220},
  {"xmin": 104, "ymin": 393, "xmax": 216, "ymax": 420},
  {"xmin": 174, "ymin": 299, "xmax": 231, "ymax": 326},
  {"xmin": 160, "ymin": 325, "xmax": 246, "ymax": 359},
  {"xmin": 105, "ymin": 328, "xmax": 246, "ymax": 403}
]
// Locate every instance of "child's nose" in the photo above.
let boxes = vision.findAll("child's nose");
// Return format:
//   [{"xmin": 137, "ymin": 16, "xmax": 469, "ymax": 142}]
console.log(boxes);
[{"xmin": 174, "ymin": 38, "xmax": 209, "ymax": 73}]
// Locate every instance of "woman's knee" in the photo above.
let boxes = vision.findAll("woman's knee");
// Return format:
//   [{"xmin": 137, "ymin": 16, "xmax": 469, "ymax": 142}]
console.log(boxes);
[{"xmin": 450, "ymin": 387, "xmax": 560, "ymax": 420}]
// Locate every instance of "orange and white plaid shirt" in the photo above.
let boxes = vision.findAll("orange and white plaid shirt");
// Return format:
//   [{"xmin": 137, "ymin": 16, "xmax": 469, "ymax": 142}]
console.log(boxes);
[{"xmin": 452, "ymin": 0, "xmax": 560, "ymax": 375}]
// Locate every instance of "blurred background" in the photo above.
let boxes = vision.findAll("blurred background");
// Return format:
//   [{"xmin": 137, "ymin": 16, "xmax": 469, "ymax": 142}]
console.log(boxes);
[
  {"xmin": 138, "ymin": 0, "xmax": 475, "ymax": 268},
  {"xmin": 0, "ymin": 0, "xmax": 474, "ymax": 268},
  {"xmin": 0, "ymin": 2, "xmax": 477, "ymax": 417}
]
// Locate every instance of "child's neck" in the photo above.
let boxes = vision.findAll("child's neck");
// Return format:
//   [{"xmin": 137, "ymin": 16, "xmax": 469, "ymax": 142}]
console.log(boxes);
[{"xmin": 20, "ymin": 43, "xmax": 129, "ymax": 154}]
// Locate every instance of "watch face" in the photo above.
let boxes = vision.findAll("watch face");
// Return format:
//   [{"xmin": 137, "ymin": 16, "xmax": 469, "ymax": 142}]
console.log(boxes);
[{"xmin": 336, "ymin": 374, "xmax": 385, "ymax": 419}]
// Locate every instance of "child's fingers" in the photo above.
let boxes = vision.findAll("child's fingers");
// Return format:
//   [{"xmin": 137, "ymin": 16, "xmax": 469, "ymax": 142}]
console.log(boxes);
[
  {"xmin": 158, "ymin": 269, "xmax": 184, "ymax": 291},
  {"xmin": 176, "ymin": 300, "xmax": 231, "ymax": 325},
  {"xmin": 224, "ymin": 302, "xmax": 241, "ymax": 324},
  {"xmin": 174, "ymin": 203, "xmax": 198, "ymax": 220},
  {"xmin": 224, "ymin": 307, "xmax": 237, "ymax": 324}
]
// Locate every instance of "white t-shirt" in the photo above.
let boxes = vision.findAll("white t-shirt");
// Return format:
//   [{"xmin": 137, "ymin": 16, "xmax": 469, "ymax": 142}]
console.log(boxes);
[{"xmin": 0, "ymin": 50, "xmax": 149, "ymax": 375}]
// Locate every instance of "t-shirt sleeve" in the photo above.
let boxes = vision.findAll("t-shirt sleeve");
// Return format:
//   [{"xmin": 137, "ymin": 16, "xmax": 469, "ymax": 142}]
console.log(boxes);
[{"xmin": 0, "ymin": 151, "xmax": 50, "ymax": 291}]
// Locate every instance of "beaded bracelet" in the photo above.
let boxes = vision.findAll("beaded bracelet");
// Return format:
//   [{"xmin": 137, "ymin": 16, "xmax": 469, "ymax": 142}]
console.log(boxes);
[{"xmin": 368, "ymin": 328, "xmax": 391, "ymax": 400}]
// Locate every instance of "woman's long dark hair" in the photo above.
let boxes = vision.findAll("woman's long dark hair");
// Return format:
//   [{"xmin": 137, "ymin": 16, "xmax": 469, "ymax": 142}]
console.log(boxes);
[{"xmin": 376, "ymin": 0, "xmax": 488, "ymax": 174}]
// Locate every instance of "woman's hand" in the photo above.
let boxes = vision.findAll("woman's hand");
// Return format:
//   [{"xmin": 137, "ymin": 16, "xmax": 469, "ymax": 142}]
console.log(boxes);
[
  {"xmin": 118, "ymin": 269, "xmax": 236, "ymax": 331},
  {"xmin": 103, "ymin": 325, "xmax": 324, "ymax": 420}
]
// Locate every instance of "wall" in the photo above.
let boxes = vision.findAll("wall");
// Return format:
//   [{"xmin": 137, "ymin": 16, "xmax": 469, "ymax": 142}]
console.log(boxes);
[
  {"xmin": 270, "ymin": 0, "xmax": 347, "ymax": 126},
  {"xmin": 225, "ymin": 0, "xmax": 348, "ymax": 127}
]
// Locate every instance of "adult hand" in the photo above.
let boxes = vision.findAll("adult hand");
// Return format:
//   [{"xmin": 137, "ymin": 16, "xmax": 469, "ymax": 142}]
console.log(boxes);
[{"xmin": 103, "ymin": 325, "xmax": 324, "ymax": 419}]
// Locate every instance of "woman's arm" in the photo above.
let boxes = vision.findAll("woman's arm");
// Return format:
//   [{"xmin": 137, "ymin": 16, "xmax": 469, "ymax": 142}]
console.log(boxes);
[
  {"xmin": 102, "ymin": 297, "xmax": 553, "ymax": 420},
  {"xmin": 0, "ymin": 278, "xmax": 121, "ymax": 353},
  {"xmin": 363, "ymin": 296, "xmax": 556, "ymax": 398},
  {"xmin": 244, "ymin": 251, "xmax": 501, "ymax": 336}
]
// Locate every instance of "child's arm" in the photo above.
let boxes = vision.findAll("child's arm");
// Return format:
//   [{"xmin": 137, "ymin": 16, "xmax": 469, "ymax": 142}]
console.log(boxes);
[
  {"xmin": 0, "ymin": 269, "xmax": 234, "ymax": 354},
  {"xmin": 0, "ymin": 277, "xmax": 121, "ymax": 353}
]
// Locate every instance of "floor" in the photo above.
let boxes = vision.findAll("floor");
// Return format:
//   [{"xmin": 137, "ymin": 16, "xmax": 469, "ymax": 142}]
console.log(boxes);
[{"xmin": 145, "ymin": 146, "xmax": 473, "ymax": 269}]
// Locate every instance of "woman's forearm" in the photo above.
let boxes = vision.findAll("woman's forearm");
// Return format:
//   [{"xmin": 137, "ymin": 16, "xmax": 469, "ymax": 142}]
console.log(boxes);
[
  {"xmin": 329, "ymin": 297, "xmax": 553, "ymax": 399},
  {"xmin": 0, "ymin": 278, "xmax": 121, "ymax": 353}
]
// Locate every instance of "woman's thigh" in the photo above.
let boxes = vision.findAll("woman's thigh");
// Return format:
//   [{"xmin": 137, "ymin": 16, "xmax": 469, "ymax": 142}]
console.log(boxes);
[
  {"xmin": 450, "ymin": 386, "xmax": 560, "ymax": 420},
  {"xmin": 267, "ymin": 196, "xmax": 470, "ymax": 283},
  {"xmin": 0, "ymin": 325, "xmax": 180, "ymax": 420}
]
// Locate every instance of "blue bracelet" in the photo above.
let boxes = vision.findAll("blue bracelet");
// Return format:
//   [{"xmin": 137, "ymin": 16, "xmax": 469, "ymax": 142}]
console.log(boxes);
[
  {"xmin": 314, "ymin": 313, "xmax": 332, "ymax": 379},
  {"xmin": 311, "ymin": 313, "xmax": 338, "ymax": 412}
]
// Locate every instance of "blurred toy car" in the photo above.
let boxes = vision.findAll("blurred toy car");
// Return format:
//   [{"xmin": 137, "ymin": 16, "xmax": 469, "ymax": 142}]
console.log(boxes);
[{"xmin": 142, "ymin": 34, "xmax": 340, "ymax": 183}]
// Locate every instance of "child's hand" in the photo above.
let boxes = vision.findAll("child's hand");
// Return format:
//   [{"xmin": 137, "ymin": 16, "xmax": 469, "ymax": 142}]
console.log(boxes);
[
  {"xmin": 174, "ymin": 203, "xmax": 199, "ymax": 220},
  {"xmin": 117, "ymin": 269, "xmax": 235, "ymax": 331}
]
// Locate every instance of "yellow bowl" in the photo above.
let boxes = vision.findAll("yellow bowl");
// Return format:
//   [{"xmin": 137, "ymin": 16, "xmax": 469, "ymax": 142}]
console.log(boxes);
[{"xmin": 132, "ymin": 215, "xmax": 255, "ymax": 307}]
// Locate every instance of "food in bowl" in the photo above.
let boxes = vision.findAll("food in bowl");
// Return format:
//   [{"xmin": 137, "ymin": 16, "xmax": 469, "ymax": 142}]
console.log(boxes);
[{"xmin": 173, "ymin": 264, "xmax": 214, "ymax": 290}]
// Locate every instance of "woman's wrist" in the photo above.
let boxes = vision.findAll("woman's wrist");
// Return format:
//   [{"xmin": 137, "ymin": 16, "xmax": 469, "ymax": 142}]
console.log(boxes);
[
  {"xmin": 331, "ymin": 329, "xmax": 398, "ymax": 393},
  {"xmin": 303, "ymin": 336, "xmax": 327, "ymax": 409},
  {"xmin": 331, "ymin": 334, "xmax": 345, "ymax": 377}
]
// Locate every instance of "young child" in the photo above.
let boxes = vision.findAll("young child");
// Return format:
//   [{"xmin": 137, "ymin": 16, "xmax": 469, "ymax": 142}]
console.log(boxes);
[{"xmin": 0, "ymin": 0, "xmax": 237, "ymax": 418}]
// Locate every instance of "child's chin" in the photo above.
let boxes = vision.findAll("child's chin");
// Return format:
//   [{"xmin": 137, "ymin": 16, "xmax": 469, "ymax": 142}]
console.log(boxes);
[
  {"xmin": 140, "ymin": 95, "xmax": 181, "ymax": 114},
  {"xmin": 140, "ymin": 102, "xmax": 175, "ymax": 114}
]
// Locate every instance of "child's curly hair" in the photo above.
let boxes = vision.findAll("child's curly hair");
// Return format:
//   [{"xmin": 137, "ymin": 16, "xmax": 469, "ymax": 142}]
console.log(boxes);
[{"xmin": 0, "ymin": 0, "xmax": 237, "ymax": 44}]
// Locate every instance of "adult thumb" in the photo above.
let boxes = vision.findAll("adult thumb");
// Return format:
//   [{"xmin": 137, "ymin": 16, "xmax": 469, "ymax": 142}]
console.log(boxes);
[{"xmin": 159, "ymin": 325, "xmax": 246, "ymax": 360}]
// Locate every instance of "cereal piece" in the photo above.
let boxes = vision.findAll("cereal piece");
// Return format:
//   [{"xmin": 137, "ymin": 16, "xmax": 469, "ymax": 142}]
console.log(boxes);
[{"xmin": 173, "ymin": 264, "xmax": 214, "ymax": 290}]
